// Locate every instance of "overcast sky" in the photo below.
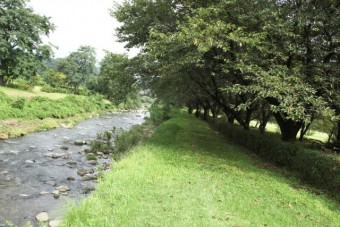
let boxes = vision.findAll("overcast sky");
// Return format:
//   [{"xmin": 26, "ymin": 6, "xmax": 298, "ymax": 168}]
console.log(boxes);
[{"xmin": 28, "ymin": 0, "xmax": 138, "ymax": 62}]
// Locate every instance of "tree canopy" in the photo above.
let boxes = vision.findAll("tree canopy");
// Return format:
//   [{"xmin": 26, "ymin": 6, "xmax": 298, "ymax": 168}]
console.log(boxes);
[
  {"xmin": 0, "ymin": 0, "xmax": 54, "ymax": 85},
  {"xmin": 114, "ymin": 0, "xmax": 339, "ymax": 142}
]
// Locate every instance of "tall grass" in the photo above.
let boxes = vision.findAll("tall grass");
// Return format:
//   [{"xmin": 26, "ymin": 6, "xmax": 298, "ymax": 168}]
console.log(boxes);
[{"xmin": 61, "ymin": 114, "xmax": 339, "ymax": 226}]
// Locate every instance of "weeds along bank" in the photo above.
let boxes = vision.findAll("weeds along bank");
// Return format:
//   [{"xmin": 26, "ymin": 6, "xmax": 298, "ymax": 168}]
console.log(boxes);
[
  {"xmin": 0, "ymin": 91, "xmax": 112, "ymax": 139},
  {"xmin": 61, "ymin": 113, "xmax": 339, "ymax": 226}
]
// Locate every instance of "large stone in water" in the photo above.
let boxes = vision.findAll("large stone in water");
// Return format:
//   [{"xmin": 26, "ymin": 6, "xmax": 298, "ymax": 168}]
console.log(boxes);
[
  {"xmin": 52, "ymin": 190, "xmax": 60, "ymax": 199},
  {"xmin": 67, "ymin": 176, "xmax": 75, "ymax": 181},
  {"xmin": 49, "ymin": 219, "xmax": 62, "ymax": 227},
  {"xmin": 74, "ymin": 140, "xmax": 85, "ymax": 146},
  {"xmin": 56, "ymin": 185, "xmax": 70, "ymax": 192},
  {"xmin": 86, "ymin": 153, "xmax": 97, "ymax": 161},
  {"xmin": 25, "ymin": 160, "xmax": 34, "ymax": 164},
  {"xmin": 77, "ymin": 168, "xmax": 94, "ymax": 176},
  {"xmin": 36, "ymin": 212, "xmax": 49, "ymax": 222}
]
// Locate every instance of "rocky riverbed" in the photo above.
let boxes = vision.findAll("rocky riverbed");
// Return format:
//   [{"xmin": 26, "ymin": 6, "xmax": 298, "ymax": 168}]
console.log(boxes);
[{"xmin": 0, "ymin": 110, "xmax": 148, "ymax": 226}]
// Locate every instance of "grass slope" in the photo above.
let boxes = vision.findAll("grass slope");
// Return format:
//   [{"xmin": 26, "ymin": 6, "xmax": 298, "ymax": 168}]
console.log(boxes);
[
  {"xmin": 0, "ymin": 86, "xmax": 67, "ymax": 99},
  {"xmin": 62, "ymin": 114, "xmax": 339, "ymax": 226}
]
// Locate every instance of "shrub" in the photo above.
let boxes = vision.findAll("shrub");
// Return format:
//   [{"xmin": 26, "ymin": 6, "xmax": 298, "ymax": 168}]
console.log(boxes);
[
  {"xmin": 115, "ymin": 125, "xmax": 145, "ymax": 154},
  {"xmin": 208, "ymin": 117, "xmax": 340, "ymax": 199},
  {"xmin": 11, "ymin": 97, "xmax": 26, "ymax": 110}
]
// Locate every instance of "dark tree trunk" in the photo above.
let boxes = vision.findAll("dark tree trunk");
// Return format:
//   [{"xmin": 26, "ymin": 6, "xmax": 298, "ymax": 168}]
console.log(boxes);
[
  {"xmin": 337, "ymin": 121, "xmax": 340, "ymax": 142},
  {"xmin": 273, "ymin": 112, "xmax": 303, "ymax": 142},
  {"xmin": 188, "ymin": 107, "xmax": 193, "ymax": 114},
  {"xmin": 0, "ymin": 76, "xmax": 6, "ymax": 86},
  {"xmin": 227, "ymin": 115, "xmax": 235, "ymax": 124},
  {"xmin": 299, "ymin": 122, "xmax": 311, "ymax": 141},
  {"xmin": 244, "ymin": 109, "xmax": 253, "ymax": 130},
  {"xmin": 203, "ymin": 107, "xmax": 209, "ymax": 121},
  {"xmin": 259, "ymin": 110, "xmax": 271, "ymax": 134},
  {"xmin": 194, "ymin": 108, "xmax": 201, "ymax": 118}
]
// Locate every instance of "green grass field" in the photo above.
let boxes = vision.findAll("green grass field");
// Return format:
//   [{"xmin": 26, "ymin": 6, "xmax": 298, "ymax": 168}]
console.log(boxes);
[
  {"xmin": 250, "ymin": 121, "xmax": 329, "ymax": 142},
  {"xmin": 0, "ymin": 86, "xmax": 67, "ymax": 100},
  {"xmin": 61, "ymin": 114, "xmax": 339, "ymax": 226}
]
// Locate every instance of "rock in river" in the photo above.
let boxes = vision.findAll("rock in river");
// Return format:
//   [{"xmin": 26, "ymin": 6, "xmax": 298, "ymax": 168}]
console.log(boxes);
[
  {"xmin": 49, "ymin": 219, "xmax": 62, "ymax": 227},
  {"xmin": 77, "ymin": 168, "xmax": 94, "ymax": 176},
  {"xmin": 52, "ymin": 190, "xmax": 60, "ymax": 199},
  {"xmin": 86, "ymin": 153, "xmax": 97, "ymax": 161},
  {"xmin": 36, "ymin": 212, "xmax": 49, "ymax": 222},
  {"xmin": 74, "ymin": 140, "xmax": 86, "ymax": 146},
  {"xmin": 67, "ymin": 176, "xmax": 75, "ymax": 181},
  {"xmin": 56, "ymin": 185, "xmax": 70, "ymax": 192},
  {"xmin": 46, "ymin": 181, "xmax": 57, "ymax": 186}
]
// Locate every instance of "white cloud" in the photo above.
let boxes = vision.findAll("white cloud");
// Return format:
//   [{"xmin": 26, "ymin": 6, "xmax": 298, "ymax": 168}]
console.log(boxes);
[{"xmin": 28, "ymin": 0, "xmax": 139, "ymax": 61}]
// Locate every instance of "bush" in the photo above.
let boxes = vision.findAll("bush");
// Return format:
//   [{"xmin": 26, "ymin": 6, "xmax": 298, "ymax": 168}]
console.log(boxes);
[
  {"xmin": 115, "ymin": 125, "xmax": 145, "ymax": 154},
  {"xmin": 149, "ymin": 102, "xmax": 173, "ymax": 125},
  {"xmin": 40, "ymin": 85, "xmax": 70, "ymax": 94},
  {"xmin": 7, "ymin": 78, "xmax": 33, "ymax": 91},
  {"xmin": 208, "ymin": 117, "xmax": 340, "ymax": 199}
]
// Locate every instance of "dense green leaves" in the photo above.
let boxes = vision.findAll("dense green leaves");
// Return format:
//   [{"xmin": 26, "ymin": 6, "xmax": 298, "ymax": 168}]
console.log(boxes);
[
  {"xmin": 114, "ymin": 0, "xmax": 339, "ymax": 141},
  {"xmin": 97, "ymin": 52, "xmax": 136, "ymax": 105},
  {"xmin": 0, "ymin": 0, "xmax": 54, "ymax": 85},
  {"xmin": 57, "ymin": 45, "xmax": 96, "ymax": 93}
]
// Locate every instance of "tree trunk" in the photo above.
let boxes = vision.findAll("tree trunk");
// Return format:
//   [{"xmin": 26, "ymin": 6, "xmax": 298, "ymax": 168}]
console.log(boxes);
[
  {"xmin": 299, "ymin": 122, "xmax": 311, "ymax": 141},
  {"xmin": 273, "ymin": 112, "xmax": 303, "ymax": 142},
  {"xmin": 227, "ymin": 115, "xmax": 235, "ymax": 124},
  {"xmin": 194, "ymin": 108, "xmax": 200, "ymax": 118},
  {"xmin": 203, "ymin": 107, "xmax": 209, "ymax": 121},
  {"xmin": 337, "ymin": 121, "xmax": 340, "ymax": 142},
  {"xmin": 0, "ymin": 76, "xmax": 6, "ymax": 86},
  {"xmin": 188, "ymin": 107, "xmax": 193, "ymax": 114}
]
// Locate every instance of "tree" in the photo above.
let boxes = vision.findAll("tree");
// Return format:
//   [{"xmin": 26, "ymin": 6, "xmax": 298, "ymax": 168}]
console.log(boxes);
[
  {"xmin": 97, "ymin": 52, "xmax": 136, "ymax": 105},
  {"xmin": 58, "ymin": 45, "xmax": 96, "ymax": 93},
  {"xmin": 114, "ymin": 0, "xmax": 338, "ymax": 142},
  {"xmin": 0, "ymin": 0, "xmax": 54, "ymax": 85}
]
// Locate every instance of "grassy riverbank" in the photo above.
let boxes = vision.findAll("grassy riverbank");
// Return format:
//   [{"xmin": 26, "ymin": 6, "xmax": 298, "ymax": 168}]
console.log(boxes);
[
  {"xmin": 62, "ymin": 114, "xmax": 340, "ymax": 226},
  {"xmin": 0, "ymin": 87, "xmax": 112, "ymax": 139}
]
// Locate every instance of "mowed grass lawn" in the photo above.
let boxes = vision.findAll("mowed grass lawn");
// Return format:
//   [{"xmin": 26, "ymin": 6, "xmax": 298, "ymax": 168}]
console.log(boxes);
[
  {"xmin": 0, "ymin": 86, "xmax": 67, "ymax": 99},
  {"xmin": 62, "ymin": 114, "xmax": 339, "ymax": 226}
]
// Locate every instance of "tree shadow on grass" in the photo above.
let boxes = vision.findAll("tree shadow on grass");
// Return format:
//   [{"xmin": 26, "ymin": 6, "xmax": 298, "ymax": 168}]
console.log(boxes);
[{"xmin": 146, "ymin": 114, "xmax": 340, "ymax": 211}]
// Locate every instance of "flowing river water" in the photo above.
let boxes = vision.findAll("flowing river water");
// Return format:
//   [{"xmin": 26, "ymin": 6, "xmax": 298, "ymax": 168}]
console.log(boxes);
[{"xmin": 0, "ymin": 110, "xmax": 147, "ymax": 226}]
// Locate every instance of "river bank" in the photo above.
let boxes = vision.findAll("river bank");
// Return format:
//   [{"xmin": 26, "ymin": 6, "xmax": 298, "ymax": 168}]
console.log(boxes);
[
  {"xmin": 0, "ymin": 110, "xmax": 147, "ymax": 226},
  {"xmin": 62, "ymin": 113, "xmax": 339, "ymax": 226}
]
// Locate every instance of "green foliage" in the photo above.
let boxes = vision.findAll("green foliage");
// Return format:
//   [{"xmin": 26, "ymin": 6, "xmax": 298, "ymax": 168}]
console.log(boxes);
[
  {"xmin": 96, "ymin": 52, "xmax": 137, "ymax": 105},
  {"xmin": 208, "ymin": 117, "xmax": 340, "ymax": 198},
  {"xmin": 41, "ymin": 69, "xmax": 68, "ymax": 88},
  {"xmin": 114, "ymin": 0, "xmax": 339, "ymax": 141},
  {"xmin": 40, "ymin": 85, "xmax": 70, "ymax": 94},
  {"xmin": 148, "ymin": 102, "xmax": 173, "ymax": 125},
  {"xmin": 115, "ymin": 124, "xmax": 145, "ymax": 154},
  {"xmin": 57, "ymin": 46, "xmax": 97, "ymax": 93},
  {"xmin": 11, "ymin": 97, "xmax": 26, "ymax": 110},
  {"xmin": 0, "ymin": 0, "xmax": 54, "ymax": 85},
  {"xmin": 89, "ymin": 123, "xmax": 148, "ymax": 160},
  {"xmin": 90, "ymin": 130, "xmax": 115, "ymax": 154},
  {"xmin": 7, "ymin": 78, "xmax": 33, "ymax": 91},
  {"xmin": 0, "ymin": 92, "xmax": 109, "ymax": 120}
]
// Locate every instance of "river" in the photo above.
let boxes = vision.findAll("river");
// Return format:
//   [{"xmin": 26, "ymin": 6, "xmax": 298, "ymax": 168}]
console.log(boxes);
[{"xmin": 0, "ymin": 110, "xmax": 147, "ymax": 226}]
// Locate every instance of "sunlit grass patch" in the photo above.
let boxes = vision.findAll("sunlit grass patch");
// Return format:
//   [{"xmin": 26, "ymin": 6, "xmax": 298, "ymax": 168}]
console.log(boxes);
[{"xmin": 62, "ymin": 114, "xmax": 340, "ymax": 226}]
